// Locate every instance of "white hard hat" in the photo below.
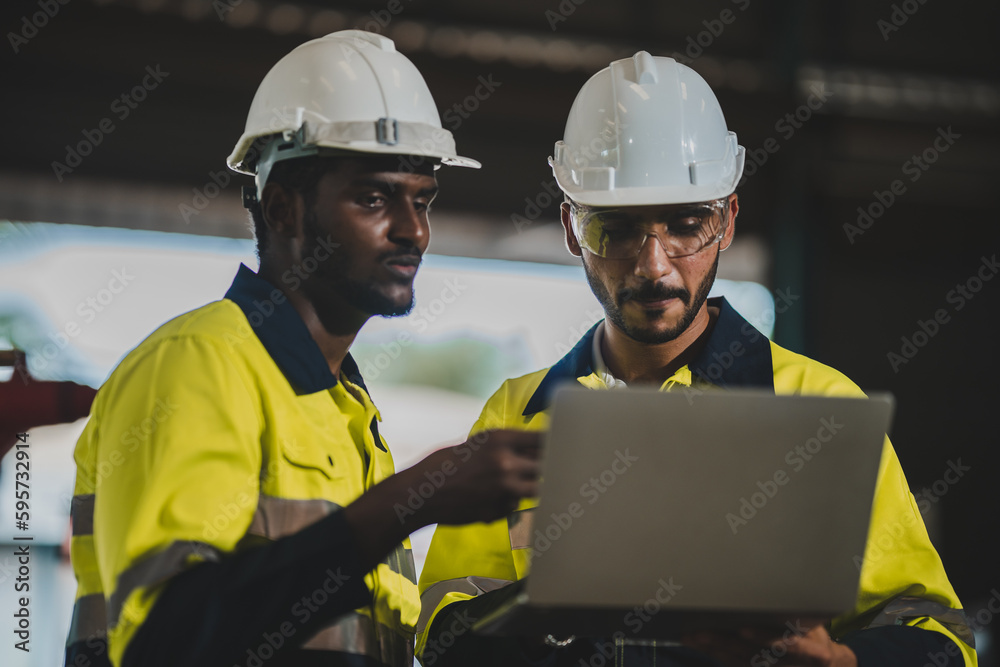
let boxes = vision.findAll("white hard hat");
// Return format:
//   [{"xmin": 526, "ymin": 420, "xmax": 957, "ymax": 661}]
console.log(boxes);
[
  {"xmin": 550, "ymin": 52, "xmax": 744, "ymax": 207},
  {"xmin": 227, "ymin": 30, "xmax": 480, "ymax": 198}
]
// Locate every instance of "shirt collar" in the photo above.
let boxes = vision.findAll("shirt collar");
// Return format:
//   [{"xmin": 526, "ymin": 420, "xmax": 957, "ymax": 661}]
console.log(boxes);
[
  {"xmin": 224, "ymin": 263, "xmax": 369, "ymax": 395},
  {"xmin": 522, "ymin": 296, "xmax": 774, "ymax": 416},
  {"xmin": 591, "ymin": 321, "xmax": 628, "ymax": 389}
]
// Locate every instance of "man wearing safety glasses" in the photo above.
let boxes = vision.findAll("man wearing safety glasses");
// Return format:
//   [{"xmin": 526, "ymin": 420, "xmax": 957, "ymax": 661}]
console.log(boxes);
[
  {"xmin": 568, "ymin": 198, "xmax": 734, "ymax": 356},
  {"xmin": 416, "ymin": 52, "xmax": 976, "ymax": 666}
]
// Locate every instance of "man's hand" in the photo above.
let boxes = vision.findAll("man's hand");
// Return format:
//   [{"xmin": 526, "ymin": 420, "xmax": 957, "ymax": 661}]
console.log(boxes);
[
  {"xmin": 342, "ymin": 429, "xmax": 541, "ymax": 571},
  {"xmin": 681, "ymin": 623, "xmax": 857, "ymax": 667},
  {"xmin": 409, "ymin": 429, "xmax": 542, "ymax": 526}
]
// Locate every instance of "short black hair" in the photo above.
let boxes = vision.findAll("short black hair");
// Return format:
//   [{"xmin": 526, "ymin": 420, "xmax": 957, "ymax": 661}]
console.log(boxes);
[{"xmin": 247, "ymin": 156, "xmax": 339, "ymax": 260}]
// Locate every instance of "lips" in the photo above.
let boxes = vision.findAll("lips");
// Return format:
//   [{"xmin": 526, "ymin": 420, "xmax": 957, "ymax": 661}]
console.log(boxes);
[
  {"xmin": 633, "ymin": 296, "xmax": 680, "ymax": 309},
  {"xmin": 383, "ymin": 253, "xmax": 421, "ymax": 279},
  {"xmin": 621, "ymin": 284, "xmax": 689, "ymax": 308}
]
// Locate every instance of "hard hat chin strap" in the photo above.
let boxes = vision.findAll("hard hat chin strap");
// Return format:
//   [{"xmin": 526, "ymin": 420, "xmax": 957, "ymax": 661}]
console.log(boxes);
[{"xmin": 253, "ymin": 123, "xmax": 320, "ymax": 204}]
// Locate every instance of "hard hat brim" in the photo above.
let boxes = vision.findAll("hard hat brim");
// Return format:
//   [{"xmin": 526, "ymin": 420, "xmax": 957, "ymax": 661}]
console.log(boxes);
[
  {"xmin": 227, "ymin": 118, "xmax": 481, "ymax": 175},
  {"xmin": 551, "ymin": 146, "xmax": 745, "ymax": 207}
]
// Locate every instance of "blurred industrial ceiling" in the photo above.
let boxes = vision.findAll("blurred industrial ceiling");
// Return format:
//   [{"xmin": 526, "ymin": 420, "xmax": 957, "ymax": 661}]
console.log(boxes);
[{"xmin": 1, "ymin": 0, "xmax": 997, "ymax": 246}]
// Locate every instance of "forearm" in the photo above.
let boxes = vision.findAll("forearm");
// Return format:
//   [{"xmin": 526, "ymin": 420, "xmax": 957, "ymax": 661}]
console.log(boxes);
[
  {"xmin": 122, "ymin": 509, "xmax": 372, "ymax": 667},
  {"xmin": 342, "ymin": 464, "xmax": 429, "ymax": 572},
  {"xmin": 842, "ymin": 625, "xmax": 965, "ymax": 667}
]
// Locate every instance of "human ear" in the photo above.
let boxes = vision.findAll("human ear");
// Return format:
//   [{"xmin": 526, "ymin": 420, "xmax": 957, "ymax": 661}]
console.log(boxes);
[
  {"xmin": 261, "ymin": 183, "xmax": 303, "ymax": 240},
  {"xmin": 720, "ymin": 193, "xmax": 738, "ymax": 251},
  {"xmin": 561, "ymin": 202, "xmax": 583, "ymax": 257}
]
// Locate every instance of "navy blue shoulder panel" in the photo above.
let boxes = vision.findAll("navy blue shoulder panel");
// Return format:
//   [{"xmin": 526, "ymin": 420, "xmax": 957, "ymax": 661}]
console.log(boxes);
[
  {"xmin": 689, "ymin": 297, "xmax": 775, "ymax": 392},
  {"xmin": 521, "ymin": 321, "xmax": 600, "ymax": 416},
  {"xmin": 224, "ymin": 263, "xmax": 338, "ymax": 395},
  {"xmin": 521, "ymin": 297, "xmax": 774, "ymax": 416},
  {"xmin": 341, "ymin": 353, "xmax": 386, "ymax": 452}
]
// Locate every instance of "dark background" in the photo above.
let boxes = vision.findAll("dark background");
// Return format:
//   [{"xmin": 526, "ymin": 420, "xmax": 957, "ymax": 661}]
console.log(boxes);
[{"xmin": 1, "ymin": 0, "xmax": 997, "ymax": 659}]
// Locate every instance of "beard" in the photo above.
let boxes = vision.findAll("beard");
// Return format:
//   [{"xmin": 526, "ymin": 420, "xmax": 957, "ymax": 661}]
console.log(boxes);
[
  {"xmin": 300, "ymin": 209, "xmax": 417, "ymax": 320},
  {"xmin": 584, "ymin": 249, "xmax": 719, "ymax": 344}
]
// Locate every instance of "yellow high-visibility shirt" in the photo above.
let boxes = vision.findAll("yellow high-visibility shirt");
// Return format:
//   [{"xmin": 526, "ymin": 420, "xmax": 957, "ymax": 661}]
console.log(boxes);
[
  {"xmin": 68, "ymin": 264, "xmax": 418, "ymax": 666},
  {"xmin": 417, "ymin": 297, "xmax": 976, "ymax": 667}
]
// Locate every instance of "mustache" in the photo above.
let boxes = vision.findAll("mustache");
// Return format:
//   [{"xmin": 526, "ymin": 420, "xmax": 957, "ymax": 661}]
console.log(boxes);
[
  {"xmin": 619, "ymin": 282, "xmax": 690, "ymax": 304},
  {"xmin": 380, "ymin": 247, "xmax": 423, "ymax": 264}
]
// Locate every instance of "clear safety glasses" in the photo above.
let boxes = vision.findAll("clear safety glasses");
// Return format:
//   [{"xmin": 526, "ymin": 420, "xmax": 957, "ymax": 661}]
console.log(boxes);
[{"xmin": 570, "ymin": 199, "xmax": 730, "ymax": 259}]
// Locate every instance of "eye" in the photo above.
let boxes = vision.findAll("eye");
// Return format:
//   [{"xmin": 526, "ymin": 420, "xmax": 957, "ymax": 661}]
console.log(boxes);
[
  {"xmin": 601, "ymin": 226, "xmax": 635, "ymax": 240},
  {"xmin": 668, "ymin": 217, "xmax": 706, "ymax": 236},
  {"xmin": 358, "ymin": 194, "xmax": 388, "ymax": 208}
]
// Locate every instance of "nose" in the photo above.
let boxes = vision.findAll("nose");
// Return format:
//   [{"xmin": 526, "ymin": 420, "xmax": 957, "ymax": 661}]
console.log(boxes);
[
  {"xmin": 633, "ymin": 231, "xmax": 675, "ymax": 281},
  {"xmin": 389, "ymin": 201, "xmax": 430, "ymax": 251}
]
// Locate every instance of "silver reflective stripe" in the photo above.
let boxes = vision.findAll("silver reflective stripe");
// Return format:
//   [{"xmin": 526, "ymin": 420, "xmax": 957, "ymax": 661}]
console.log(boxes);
[
  {"xmin": 416, "ymin": 576, "xmax": 513, "ymax": 634},
  {"xmin": 303, "ymin": 612, "xmax": 376, "ymax": 652},
  {"xmin": 108, "ymin": 540, "xmax": 222, "ymax": 629},
  {"xmin": 72, "ymin": 494, "xmax": 95, "ymax": 537},
  {"xmin": 377, "ymin": 622, "xmax": 414, "ymax": 667},
  {"xmin": 385, "ymin": 546, "xmax": 417, "ymax": 585},
  {"xmin": 867, "ymin": 596, "xmax": 976, "ymax": 648},
  {"xmin": 247, "ymin": 493, "xmax": 340, "ymax": 540},
  {"xmin": 249, "ymin": 495, "xmax": 415, "ymax": 582},
  {"xmin": 302, "ymin": 612, "xmax": 413, "ymax": 666},
  {"xmin": 508, "ymin": 508, "xmax": 535, "ymax": 550},
  {"xmin": 66, "ymin": 593, "xmax": 107, "ymax": 645}
]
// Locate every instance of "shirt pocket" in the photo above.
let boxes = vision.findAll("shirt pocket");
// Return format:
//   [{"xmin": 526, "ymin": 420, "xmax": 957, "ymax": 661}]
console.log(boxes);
[{"xmin": 274, "ymin": 437, "xmax": 362, "ymax": 505}]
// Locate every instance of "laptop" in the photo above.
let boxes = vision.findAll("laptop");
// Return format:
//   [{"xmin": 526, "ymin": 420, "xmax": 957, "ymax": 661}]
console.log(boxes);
[{"xmin": 474, "ymin": 385, "xmax": 894, "ymax": 640}]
